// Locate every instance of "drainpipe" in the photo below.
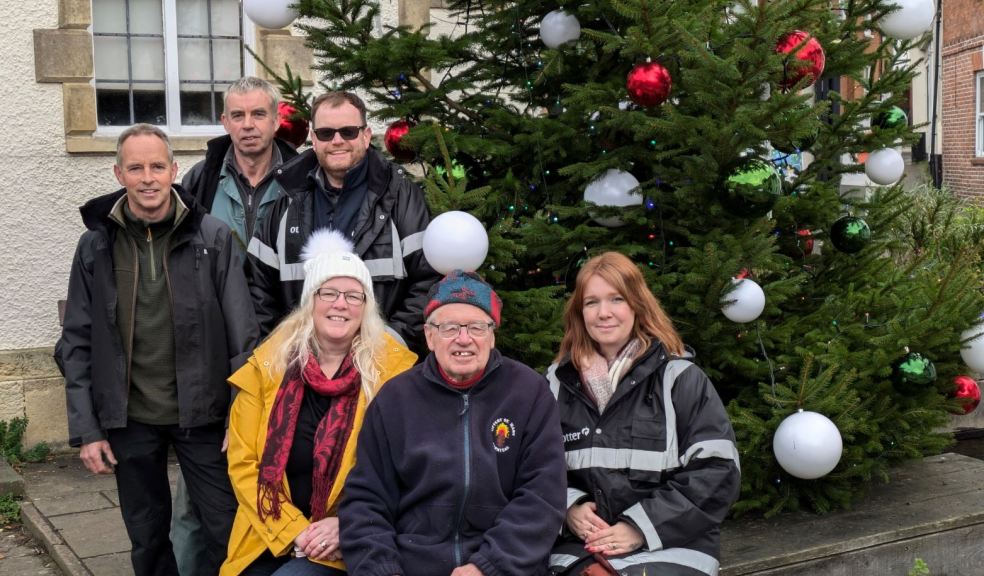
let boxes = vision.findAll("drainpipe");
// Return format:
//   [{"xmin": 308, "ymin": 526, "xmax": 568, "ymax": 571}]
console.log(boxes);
[{"xmin": 929, "ymin": 0, "xmax": 943, "ymax": 188}]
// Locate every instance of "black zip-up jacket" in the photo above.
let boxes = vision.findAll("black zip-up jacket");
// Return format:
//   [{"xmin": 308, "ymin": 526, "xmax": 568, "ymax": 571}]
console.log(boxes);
[
  {"xmin": 55, "ymin": 186, "xmax": 259, "ymax": 447},
  {"xmin": 546, "ymin": 343, "xmax": 740, "ymax": 576},
  {"xmin": 339, "ymin": 351, "xmax": 567, "ymax": 576},
  {"xmin": 181, "ymin": 134, "xmax": 298, "ymax": 213},
  {"xmin": 246, "ymin": 147, "xmax": 439, "ymax": 353}
]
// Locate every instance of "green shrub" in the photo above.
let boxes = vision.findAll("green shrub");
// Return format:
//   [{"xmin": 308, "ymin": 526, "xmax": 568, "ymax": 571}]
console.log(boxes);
[
  {"xmin": 0, "ymin": 493, "xmax": 20, "ymax": 525},
  {"xmin": 0, "ymin": 417, "xmax": 51, "ymax": 465}
]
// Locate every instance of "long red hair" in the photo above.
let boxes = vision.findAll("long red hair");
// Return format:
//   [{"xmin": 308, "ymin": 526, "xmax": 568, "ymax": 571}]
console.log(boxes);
[{"xmin": 557, "ymin": 251, "xmax": 684, "ymax": 370}]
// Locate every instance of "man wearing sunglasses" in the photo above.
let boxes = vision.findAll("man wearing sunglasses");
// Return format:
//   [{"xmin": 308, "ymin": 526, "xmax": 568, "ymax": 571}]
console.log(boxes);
[
  {"xmin": 248, "ymin": 91, "xmax": 439, "ymax": 355},
  {"xmin": 339, "ymin": 270, "xmax": 567, "ymax": 576}
]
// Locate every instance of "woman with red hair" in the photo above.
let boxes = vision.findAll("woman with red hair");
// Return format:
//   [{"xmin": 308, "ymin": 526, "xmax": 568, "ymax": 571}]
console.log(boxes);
[{"xmin": 546, "ymin": 251, "xmax": 741, "ymax": 576}]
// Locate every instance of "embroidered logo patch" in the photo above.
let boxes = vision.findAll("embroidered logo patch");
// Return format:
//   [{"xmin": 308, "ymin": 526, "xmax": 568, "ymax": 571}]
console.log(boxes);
[{"xmin": 491, "ymin": 418, "xmax": 516, "ymax": 453}]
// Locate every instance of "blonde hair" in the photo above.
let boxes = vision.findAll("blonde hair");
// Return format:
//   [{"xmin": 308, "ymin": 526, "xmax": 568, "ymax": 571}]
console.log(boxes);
[
  {"xmin": 269, "ymin": 288, "xmax": 386, "ymax": 400},
  {"xmin": 557, "ymin": 251, "xmax": 685, "ymax": 370}
]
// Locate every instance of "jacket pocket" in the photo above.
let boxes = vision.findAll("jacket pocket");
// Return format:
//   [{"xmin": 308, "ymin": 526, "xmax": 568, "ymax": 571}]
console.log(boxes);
[
  {"xmin": 629, "ymin": 418, "xmax": 665, "ymax": 486},
  {"xmin": 464, "ymin": 504, "xmax": 504, "ymax": 533}
]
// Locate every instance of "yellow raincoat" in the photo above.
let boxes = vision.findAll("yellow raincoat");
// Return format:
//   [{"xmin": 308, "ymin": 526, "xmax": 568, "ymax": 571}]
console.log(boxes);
[{"xmin": 220, "ymin": 332, "xmax": 416, "ymax": 575}]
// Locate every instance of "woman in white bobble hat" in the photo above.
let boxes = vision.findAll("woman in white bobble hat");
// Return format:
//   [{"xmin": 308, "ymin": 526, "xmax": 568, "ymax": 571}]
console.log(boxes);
[{"xmin": 221, "ymin": 229, "xmax": 416, "ymax": 576}]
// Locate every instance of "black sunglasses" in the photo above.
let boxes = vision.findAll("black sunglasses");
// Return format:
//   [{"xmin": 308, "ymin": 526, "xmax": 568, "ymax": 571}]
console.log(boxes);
[{"xmin": 312, "ymin": 125, "xmax": 366, "ymax": 141}]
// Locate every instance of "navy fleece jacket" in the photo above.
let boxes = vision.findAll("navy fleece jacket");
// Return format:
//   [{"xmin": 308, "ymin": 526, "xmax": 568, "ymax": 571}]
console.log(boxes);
[{"xmin": 339, "ymin": 350, "xmax": 566, "ymax": 576}]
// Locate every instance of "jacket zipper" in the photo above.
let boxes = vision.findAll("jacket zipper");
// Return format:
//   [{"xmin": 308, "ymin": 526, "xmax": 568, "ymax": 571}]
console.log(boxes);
[
  {"xmin": 453, "ymin": 392, "xmax": 471, "ymax": 567},
  {"xmin": 125, "ymin": 236, "xmax": 139, "ymax": 393},
  {"xmin": 146, "ymin": 227, "xmax": 156, "ymax": 281},
  {"xmin": 161, "ymin": 235, "xmax": 177, "ymax": 423}
]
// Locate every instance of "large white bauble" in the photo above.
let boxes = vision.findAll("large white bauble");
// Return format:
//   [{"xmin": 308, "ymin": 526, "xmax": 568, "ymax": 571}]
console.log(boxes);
[
  {"xmin": 539, "ymin": 10, "xmax": 581, "ymax": 49},
  {"xmin": 721, "ymin": 278, "xmax": 765, "ymax": 323},
  {"xmin": 773, "ymin": 410, "xmax": 843, "ymax": 479},
  {"xmin": 865, "ymin": 148, "xmax": 905, "ymax": 185},
  {"xmin": 244, "ymin": 0, "xmax": 298, "ymax": 29},
  {"xmin": 960, "ymin": 324, "xmax": 984, "ymax": 374},
  {"xmin": 422, "ymin": 211, "xmax": 489, "ymax": 274},
  {"xmin": 583, "ymin": 169, "xmax": 642, "ymax": 227},
  {"xmin": 880, "ymin": 0, "xmax": 935, "ymax": 40}
]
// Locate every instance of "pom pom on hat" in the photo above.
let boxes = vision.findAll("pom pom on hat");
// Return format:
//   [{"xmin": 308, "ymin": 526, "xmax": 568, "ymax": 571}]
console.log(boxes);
[
  {"xmin": 300, "ymin": 229, "xmax": 374, "ymax": 301},
  {"xmin": 424, "ymin": 269, "xmax": 502, "ymax": 325}
]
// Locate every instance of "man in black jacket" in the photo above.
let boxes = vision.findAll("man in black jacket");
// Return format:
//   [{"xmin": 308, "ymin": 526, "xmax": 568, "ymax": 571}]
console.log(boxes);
[
  {"xmin": 56, "ymin": 124, "xmax": 259, "ymax": 576},
  {"xmin": 339, "ymin": 271, "xmax": 567, "ymax": 576},
  {"xmin": 176, "ymin": 76, "xmax": 298, "ymax": 576},
  {"xmin": 247, "ymin": 91, "xmax": 439, "ymax": 353},
  {"xmin": 181, "ymin": 76, "xmax": 299, "ymax": 249}
]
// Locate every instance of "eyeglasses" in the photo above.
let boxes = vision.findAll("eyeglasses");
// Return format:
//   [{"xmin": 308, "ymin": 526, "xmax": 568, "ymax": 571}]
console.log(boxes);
[
  {"xmin": 312, "ymin": 125, "xmax": 366, "ymax": 141},
  {"xmin": 427, "ymin": 321, "xmax": 495, "ymax": 339},
  {"xmin": 316, "ymin": 288, "xmax": 367, "ymax": 306}
]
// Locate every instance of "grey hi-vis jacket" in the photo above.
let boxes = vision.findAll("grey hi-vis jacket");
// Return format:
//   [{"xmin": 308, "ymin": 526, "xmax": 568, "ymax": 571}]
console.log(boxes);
[{"xmin": 546, "ymin": 343, "xmax": 740, "ymax": 576}]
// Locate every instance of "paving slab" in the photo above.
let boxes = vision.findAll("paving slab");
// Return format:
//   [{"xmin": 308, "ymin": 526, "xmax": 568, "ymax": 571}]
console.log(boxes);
[
  {"xmin": 0, "ymin": 524, "xmax": 61, "ymax": 575},
  {"xmin": 82, "ymin": 552, "xmax": 133, "ymax": 575},
  {"xmin": 721, "ymin": 452, "xmax": 984, "ymax": 576},
  {"xmin": 0, "ymin": 458, "xmax": 25, "ymax": 497},
  {"xmin": 31, "ymin": 492, "xmax": 116, "ymax": 517},
  {"xmin": 48, "ymin": 506, "xmax": 131, "ymax": 558}
]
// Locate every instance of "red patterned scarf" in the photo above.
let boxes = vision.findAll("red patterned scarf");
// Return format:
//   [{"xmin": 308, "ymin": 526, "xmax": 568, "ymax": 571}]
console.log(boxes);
[{"xmin": 257, "ymin": 353, "xmax": 360, "ymax": 521}]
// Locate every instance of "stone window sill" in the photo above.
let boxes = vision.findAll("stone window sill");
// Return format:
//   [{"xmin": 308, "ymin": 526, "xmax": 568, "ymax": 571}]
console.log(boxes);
[
  {"xmin": 972, "ymin": 157, "xmax": 984, "ymax": 167},
  {"xmin": 66, "ymin": 135, "xmax": 214, "ymax": 155}
]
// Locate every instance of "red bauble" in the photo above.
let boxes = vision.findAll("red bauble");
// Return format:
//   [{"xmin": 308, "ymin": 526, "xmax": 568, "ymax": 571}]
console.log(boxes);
[
  {"xmin": 384, "ymin": 120, "xmax": 415, "ymax": 162},
  {"xmin": 775, "ymin": 30, "xmax": 825, "ymax": 91},
  {"xmin": 626, "ymin": 62, "xmax": 672, "ymax": 108},
  {"xmin": 950, "ymin": 375, "xmax": 981, "ymax": 415},
  {"xmin": 276, "ymin": 102, "xmax": 308, "ymax": 148}
]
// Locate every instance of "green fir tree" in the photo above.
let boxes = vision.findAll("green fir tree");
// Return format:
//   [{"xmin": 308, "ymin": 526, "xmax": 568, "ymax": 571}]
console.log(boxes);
[{"xmin": 284, "ymin": 0, "xmax": 984, "ymax": 515}]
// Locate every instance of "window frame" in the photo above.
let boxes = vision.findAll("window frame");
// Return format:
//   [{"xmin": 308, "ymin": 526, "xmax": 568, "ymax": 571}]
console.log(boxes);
[
  {"xmin": 976, "ymin": 71, "xmax": 984, "ymax": 158},
  {"xmin": 92, "ymin": 0, "xmax": 257, "ymax": 137}
]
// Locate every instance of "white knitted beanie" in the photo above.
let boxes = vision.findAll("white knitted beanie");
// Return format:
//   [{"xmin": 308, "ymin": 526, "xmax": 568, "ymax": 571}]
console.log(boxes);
[{"xmin": 300, "ymin": 229, "xmax": 374, "ymax": 303}]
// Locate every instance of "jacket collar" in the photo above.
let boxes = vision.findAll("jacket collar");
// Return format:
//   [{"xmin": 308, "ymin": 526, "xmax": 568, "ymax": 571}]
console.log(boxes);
[
  {"xmin": 422, "ymin": 348, "xmax": 503, "ymax": 393},
  {"xmin": 79, "ymin": 184, "xmax": 204, "ymax": 234},
  {"xmin": 276, "ymin": 146, "xmax": 392, "ymax": 204}
]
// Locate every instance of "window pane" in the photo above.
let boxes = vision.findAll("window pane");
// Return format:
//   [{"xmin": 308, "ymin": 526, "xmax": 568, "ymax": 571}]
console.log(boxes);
[
  {"xmin": 96, "ymin": 86, "xmax": 132, "ymax": 126},
  {"xmin": 131, "ymin": 37, "xmax": 166, "ymax": 81},
  {"xmin": 979, "ymin": 75, "xmax": 984, "ymax": 114},
  {"xmin": 178, "ymin": 38, "xmax": 211, "ymax": 82},
  {"xmin": 134, "ymin": 84, "xmax": 167, "ymax": 125},
  {"xmin": 130, "ymin": 0, "xmax": 164, "ymax": 35},
  {"xmin": 180, "ymin": 87, "xmax": 220, "ymax": 125},
  {"xmin": 213, "ymin": 39, "xmax": 243, "ymax": 82},
  {"xmin": 176, "ymin": 0, "xmax": 208, "ymax": 35},
  {"xmin": 94, "ymin": 36, "xmax": 129, "ymax": 81},
  {"xmin": 92, "ymin": 0, "xmax": 126, "ymax": 34},
  {"xmin": 211, "ymin": 0, "xmax": 241, "ymax": 37}
]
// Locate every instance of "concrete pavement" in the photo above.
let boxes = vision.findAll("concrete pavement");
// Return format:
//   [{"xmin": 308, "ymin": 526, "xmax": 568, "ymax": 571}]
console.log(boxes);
[{"xmin": 18, "ymin": 453, "xmax": 180, "ymax": 576}]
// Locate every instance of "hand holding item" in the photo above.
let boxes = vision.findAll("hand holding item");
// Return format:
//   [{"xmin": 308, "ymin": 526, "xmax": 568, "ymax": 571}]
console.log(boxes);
[
  {"xmin": 449, "ymin": 563, "xmax": 484, "ymax": 576},
  {"xmin": 80, "ymin": 440, "xmax": 117, "ymax": 474}
]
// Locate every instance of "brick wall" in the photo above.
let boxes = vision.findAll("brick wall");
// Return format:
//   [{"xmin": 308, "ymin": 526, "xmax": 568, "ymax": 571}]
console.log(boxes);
[{"xmin": 941, "ymin": 5, "xmax": 984, "ymax": 199}]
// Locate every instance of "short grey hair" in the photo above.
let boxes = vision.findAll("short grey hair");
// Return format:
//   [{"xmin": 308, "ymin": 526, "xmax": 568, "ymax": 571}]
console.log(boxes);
[
  {"xmin": 223, "ymin": 76, "xmax": 280, "ymax": 114},
  {"xmin": 116, "ymin": 123, "xmax": 173, "ymax": 167}
]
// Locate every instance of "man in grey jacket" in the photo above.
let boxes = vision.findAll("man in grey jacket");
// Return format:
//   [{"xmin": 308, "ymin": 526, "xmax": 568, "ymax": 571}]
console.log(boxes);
[{"xmin": 56, "ymin": 123, "xmax": 259, "ymax": 576}]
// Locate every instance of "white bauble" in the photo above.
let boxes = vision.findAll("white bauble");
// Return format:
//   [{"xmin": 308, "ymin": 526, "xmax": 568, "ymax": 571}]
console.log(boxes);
[
  {"xmin": 880, "ymin": 0, "xmax": 935, "ymax": 40},
  {"xmin": 773, "ymin": 410, "xmax": 843, "ymax": 479},
  {"xmin": 244, "ymin": 0, "xmax": 298, "ymax": 29},
  {"xmin": 865, "ymin": 148, "xmax": 905, "ymax": 185},
  {"xmin": 539, "ymin": 10, "xmax": 581, "ymax": 49},
  {"xmin": 422, "ymin": 211, "xmax": 489, "ymax": 274},
  {"xmin": 960, "ymin": 324, "xmax": 984, "ymax": 374},
  {"xmin": 583, "ymin": 169, "xmax": 642, "ymax": 227},
  {"xmin": 721, "ymin": 278, "xmax": 765, "ymax": 323}
]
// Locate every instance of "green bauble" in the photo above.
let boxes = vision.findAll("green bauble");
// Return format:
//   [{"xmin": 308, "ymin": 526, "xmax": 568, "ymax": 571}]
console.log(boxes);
[
  {"xmin": 891, "ymin": 352, "xmax": 937, "ymax": 393},
  {"xmin": 874, "ymin": 106, "xmax": 908, "ymax": 130},
  {"xmin": 719, "ymin": 160, "xmax": 783, "ymax": 217},
  {"xmin": 830, "ymin": 216, "xmax": 871, "ymax": 253}
]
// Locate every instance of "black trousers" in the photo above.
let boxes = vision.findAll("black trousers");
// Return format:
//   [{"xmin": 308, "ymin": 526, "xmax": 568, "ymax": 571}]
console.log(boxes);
[{"xmin": 108, "ymin": 420, "xmax": 237, "ymax": 576}]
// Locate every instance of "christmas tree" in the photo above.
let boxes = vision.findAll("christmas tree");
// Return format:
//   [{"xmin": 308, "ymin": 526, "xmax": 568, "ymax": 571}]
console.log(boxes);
[{"xmin": 285, "ymin": 0, "xmax": 984, "ymax": 515}]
